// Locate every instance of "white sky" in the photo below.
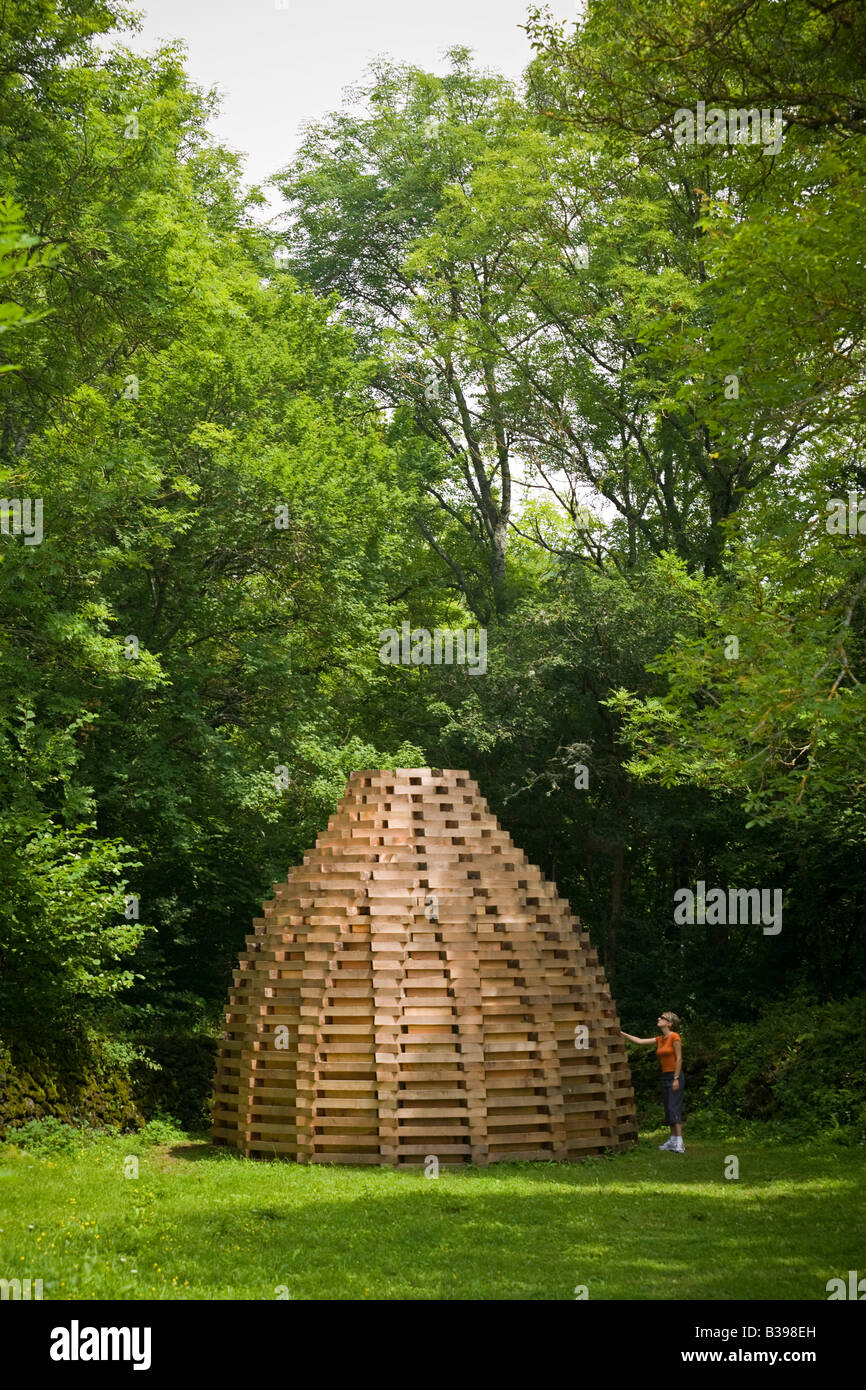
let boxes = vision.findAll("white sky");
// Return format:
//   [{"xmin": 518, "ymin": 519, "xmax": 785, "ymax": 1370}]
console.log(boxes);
[{"xmin": 122, "ymin": 0, "xmax": 579, "ymax": 212}]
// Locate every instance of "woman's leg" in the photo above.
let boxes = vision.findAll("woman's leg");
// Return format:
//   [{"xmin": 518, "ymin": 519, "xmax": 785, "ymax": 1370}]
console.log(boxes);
[
  {"xmin": 671, "ymin": 1074, "xmax": 684, "ymax": 1140},
  {"xmin": 660, "ymin": 1075, "xmax": 676, "ymax": 1142}
]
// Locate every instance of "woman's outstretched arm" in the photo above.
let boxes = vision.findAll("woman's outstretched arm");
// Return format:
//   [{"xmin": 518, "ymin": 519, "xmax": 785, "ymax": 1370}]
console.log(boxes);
[{"xmin": 620, "ymin": 1030, "xmax": 657, "ymax": 1045}]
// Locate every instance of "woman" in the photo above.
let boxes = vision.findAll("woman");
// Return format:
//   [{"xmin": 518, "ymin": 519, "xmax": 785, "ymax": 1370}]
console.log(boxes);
[{"xmin": 620, "ymin": 1011, "xmax": 685, "ymax": 1152}]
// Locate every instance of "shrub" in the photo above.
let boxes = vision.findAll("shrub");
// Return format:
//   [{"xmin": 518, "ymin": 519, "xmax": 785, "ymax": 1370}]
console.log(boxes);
[{"xmin": 2, "ymin": 1115, "xmax": 102, "ymax": 1154}]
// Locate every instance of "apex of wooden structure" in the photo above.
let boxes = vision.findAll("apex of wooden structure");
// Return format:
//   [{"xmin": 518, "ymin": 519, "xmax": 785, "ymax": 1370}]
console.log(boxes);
[{"xmin": 212, "ymin": 768, "xmax": 637, "ymax": 1164}]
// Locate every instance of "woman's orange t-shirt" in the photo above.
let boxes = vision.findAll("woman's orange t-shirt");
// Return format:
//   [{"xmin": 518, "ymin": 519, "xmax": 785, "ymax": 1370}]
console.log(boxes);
[{"xmin": 655, "ymin": 1031, "xmax": 681, "ymax": 1073}]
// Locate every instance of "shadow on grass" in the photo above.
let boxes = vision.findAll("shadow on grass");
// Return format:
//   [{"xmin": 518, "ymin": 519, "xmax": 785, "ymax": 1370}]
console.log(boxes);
[{"xmin": 164, "ymin": 1142, "xmax": 219, "ymax": 1163}]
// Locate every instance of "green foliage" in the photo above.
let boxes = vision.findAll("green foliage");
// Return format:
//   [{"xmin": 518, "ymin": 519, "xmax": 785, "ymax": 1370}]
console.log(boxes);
[
  {"xmin": 2, "ymin": 0, "xmax": 865, "ymax": 1137},
  {"xmin": 133, "ymin": 1114, "xmax": 191, "ymax": 1146},
  {"xmin": 0, "ymin": 1034, "xmax": 141, "ymax": 1135},
  {"xmin": 0, "ymin": 1, "xmax": 432, "ymax": 1037},
  {"xmin": 0, "ymin": 1031, "xmax": 218, "ymax": 1136},
  {"xmin": 0, "ymin": 816, "xmax": 145, "ymax": 1029},
  {"xmin": 0, "ymin": 196, "xmax": 61, "ymax": 365},
  {"xmin": 128, "ymin": 1036, "xmax": 217, "ymax": 1133},
  {"xmin": 628, "ymin": 992, "xmax": 866, "ymax": 1144},
  {"xmin": 695, "ymin": 994, "xmax": 866, "ymax": 1143},
  {"xmin": 610, "ymin": 504, "xmax": 866, "ymax": 839},
  {"xmin": 2, "ymin": 1115, "xmax": 106, "ymax": 1155}
]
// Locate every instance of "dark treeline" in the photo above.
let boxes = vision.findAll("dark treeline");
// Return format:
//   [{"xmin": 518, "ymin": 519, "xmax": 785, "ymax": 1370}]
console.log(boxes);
[{"xmin": 1, "ymin": 0, "xmax": 864, "ymax": 1124}]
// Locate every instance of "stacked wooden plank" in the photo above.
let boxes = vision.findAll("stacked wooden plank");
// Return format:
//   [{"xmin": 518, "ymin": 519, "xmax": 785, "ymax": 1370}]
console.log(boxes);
[{"xmin": 212, "ymin": 768, "xmax": 637, "ymax": 1164}]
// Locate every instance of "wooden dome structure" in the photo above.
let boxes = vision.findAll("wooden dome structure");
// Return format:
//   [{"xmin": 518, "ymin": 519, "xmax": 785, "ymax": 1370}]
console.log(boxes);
[{"xmin": 212, "ymin": 768, "xmax": 637, "ymax": 1164}]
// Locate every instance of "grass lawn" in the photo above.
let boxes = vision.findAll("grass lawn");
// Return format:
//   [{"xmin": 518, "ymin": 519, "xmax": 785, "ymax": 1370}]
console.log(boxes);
[{"xmin": 1, "ymin": 1121, "xmax": 862, "ymax": 1300}]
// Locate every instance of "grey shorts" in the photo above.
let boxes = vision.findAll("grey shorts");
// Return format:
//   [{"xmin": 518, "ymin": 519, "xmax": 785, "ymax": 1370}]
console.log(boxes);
[{"xmin": 662, "ymin": 1071, "xmax": 685, "ymax": 1125}]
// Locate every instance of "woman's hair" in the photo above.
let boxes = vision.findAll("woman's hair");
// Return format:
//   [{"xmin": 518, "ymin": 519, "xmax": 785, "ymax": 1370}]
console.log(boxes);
[{"xmin": 660, "ymin": 1010, "xmax": 680, "ymax": 1028}]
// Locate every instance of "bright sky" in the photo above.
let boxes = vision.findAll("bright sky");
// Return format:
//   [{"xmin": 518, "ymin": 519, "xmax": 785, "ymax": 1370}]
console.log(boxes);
[{"xmin": 122, "ymin": 0, "xmax": 579, "ymax": 211}]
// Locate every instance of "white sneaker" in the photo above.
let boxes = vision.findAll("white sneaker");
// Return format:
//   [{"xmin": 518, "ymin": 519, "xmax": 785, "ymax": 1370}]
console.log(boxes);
[
  {"xmin": 658, "ymin": 1138, "xmax": 675, "ymax": 1149},
  {"xmin": 672, "ymin": 1138, "xmax": 685, "ymax": 1153}
]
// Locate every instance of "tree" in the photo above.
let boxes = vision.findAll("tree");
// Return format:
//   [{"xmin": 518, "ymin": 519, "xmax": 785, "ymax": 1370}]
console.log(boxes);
[
  {"xmin": 0, "ymin": 1, "xmax": 428, "ymax": 1035},
  {"xmin": 278, "ymin": 49, "xmax": 557, "ymax": 621}
]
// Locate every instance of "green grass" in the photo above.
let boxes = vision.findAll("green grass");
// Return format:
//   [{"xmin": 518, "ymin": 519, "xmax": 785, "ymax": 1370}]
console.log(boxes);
[{"xmin": 1, "ymin": 1121, "xmax": 863, "ymax": 1300}]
